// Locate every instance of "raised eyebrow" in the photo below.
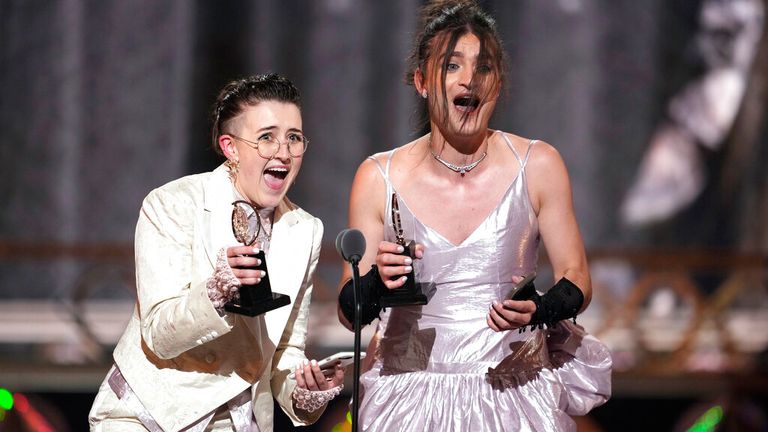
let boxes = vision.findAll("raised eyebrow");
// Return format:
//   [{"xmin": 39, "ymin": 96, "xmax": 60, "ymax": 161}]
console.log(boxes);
[
  {"xmin": 255, "ymin": 126, "xmax": 278, "ymax": 134},
  {"xmin": 253, "ymin": 126, "xmax": 303, "ymax": 135}
]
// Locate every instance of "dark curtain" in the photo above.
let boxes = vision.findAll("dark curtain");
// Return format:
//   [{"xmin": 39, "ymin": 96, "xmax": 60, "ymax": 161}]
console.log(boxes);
[{"xmin": 1, "ymin": 0, "xmax": 764, "ymax": 299}]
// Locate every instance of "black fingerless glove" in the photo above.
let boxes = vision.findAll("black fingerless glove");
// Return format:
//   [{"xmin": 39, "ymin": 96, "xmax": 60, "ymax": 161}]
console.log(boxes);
[
  {"xmin": 516, "ymin": 277, "xmax": 584, "ymax": 332},
  {"xmin": 338, "ymin": 265, "xmax": 387, "ymax": 325}
]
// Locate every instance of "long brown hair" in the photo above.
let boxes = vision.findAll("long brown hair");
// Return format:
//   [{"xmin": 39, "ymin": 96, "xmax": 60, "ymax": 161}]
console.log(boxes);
[{"xmin": 406, "ymin": 0, "xmax": 506, "ymax": 131}]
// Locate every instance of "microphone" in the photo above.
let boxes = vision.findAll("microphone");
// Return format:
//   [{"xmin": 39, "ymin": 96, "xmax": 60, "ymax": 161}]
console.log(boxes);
[
  {"xmin": 335, "ymin": 228, "xmax": 349, "ymax": 258},
  {"xmin": 335, "ymin": 228, "xmax": 367, "ymax": 432},
  {"xmin": 336, "ymin": 228, "xmax": 366, "ymax": 264}
]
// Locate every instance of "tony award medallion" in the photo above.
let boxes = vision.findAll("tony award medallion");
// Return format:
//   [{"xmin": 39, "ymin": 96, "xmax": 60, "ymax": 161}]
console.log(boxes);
[
  {"xmin": 224, "ymin": 200, "xmax": 291, "ymax": 316},
  {"xmin": 379, "ymin": 193, "xmax": 428, "ymax": 307}
]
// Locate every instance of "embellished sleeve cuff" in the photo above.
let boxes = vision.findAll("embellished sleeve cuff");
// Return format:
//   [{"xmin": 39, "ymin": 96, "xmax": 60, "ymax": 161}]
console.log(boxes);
[
  {"xmin": 206, "ymin": 248, "xmax": 241, "ymax": 310},
  {"xmin": 291, "ymin": 385, "xmax": 344, "ymax": 413}
]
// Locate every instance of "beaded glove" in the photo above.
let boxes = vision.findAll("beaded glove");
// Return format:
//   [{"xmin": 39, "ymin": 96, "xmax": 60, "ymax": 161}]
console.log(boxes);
[
  {"xmin": 206, "ymin": 248, "xmax": 241, "ymax": 310},
  {"xmin": 292, "ymin": 385, "xmax": 344, "ymax": 412}
]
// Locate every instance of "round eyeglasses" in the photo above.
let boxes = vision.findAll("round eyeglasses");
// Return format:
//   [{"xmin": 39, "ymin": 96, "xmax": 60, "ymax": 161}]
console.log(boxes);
[{"xmin": 227, "ymin": 132, "xmax": 308, "ymax": 158}]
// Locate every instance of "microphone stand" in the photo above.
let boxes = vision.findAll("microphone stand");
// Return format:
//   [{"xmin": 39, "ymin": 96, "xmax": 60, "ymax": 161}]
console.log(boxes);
[
  {"xmin": 350, "ymin": 256, "xmax": 362, "ymax": 432},
  {"xmin": 336, "ymin": 228, "xmax": 367, "ymax": 432}
]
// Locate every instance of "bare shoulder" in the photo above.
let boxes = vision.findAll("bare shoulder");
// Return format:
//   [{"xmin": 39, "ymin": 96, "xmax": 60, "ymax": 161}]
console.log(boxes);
[
  {"xmin": 390, "ymin": 137, "xmax": 425, "ymax": 167},
  {"xmin": 350, "ymin": 154, "xmax": 388, "ymax": 214},
  {"xmin": 493, "ymin": 132, "xmax": 560, "ymax": 164},
  {"xmin": 367, "ymin": 138, "xmax": 425, "ymax": 185},
  {"xmin": 526, "ymin": 140, "xmax": 568, "ymax": 175},
  {"xmin": 366, "ymin": 150, "xmax": 391, "ymax": 166},
  {"xmin": 511, "ymin": 138, "xmax": 571, "ymax": 212},
  {"xmin": 353, "ymin": 154, "xmax": 387, "ymax": 188},
  {"xmin": 349, "ymin": 151, "xmax": 395, "ymax": 227}
]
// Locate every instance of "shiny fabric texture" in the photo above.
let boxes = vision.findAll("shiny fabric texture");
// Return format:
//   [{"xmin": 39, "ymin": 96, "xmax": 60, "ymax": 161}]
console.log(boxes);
[
  {"xmin": 107, "ymin": 366, "xmax": 164, "ymax": 432},
  {"xmin": 360, "ymin": 132, "xmax": 612, "ymax": 432}
]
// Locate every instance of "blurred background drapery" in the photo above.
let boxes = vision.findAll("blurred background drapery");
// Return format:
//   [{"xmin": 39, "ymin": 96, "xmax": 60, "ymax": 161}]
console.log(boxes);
[{"xmin": 1, "ymin": 0, "xmax": 767, "ymax": 431}]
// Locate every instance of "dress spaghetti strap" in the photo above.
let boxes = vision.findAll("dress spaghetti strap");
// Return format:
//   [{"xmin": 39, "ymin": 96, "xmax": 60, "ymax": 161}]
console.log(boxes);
[
  {"xmin": 499, "ymin": 132, "xmax": 538, "ymax": 170},
  {"xmin": 367, "ymin": 150, "xmax": 396, "ymax": 184},
  {"xmin": 367, "ymin": 150, "xmax": 396, "ymax": 201},
  {"xmin": 521, "ymin": 139, "xmax": 538, "ymax": 169}
]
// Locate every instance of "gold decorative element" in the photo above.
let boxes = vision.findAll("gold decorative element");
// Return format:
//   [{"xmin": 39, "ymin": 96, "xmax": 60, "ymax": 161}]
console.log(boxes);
[
  {"xmin": 225, "ymin": 158, "xmax": 240, "ymax": 182},
  {"xmin": 231, "ymin": 200, "xmax": 260, "ymax": 246}
]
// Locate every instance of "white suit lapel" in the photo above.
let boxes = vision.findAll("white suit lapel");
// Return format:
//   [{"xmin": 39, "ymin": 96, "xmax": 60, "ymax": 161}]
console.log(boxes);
[
  {"xmin": 202, "ymin": 165, "xmax": 239, "ymax": 268},
  {"xmin": 263, "ymin": 205, "xmax": 313, "ymax": 347}
]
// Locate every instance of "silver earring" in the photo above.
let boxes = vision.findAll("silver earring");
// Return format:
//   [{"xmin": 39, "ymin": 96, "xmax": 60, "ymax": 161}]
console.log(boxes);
[{"xmin": 422, "ymin": 91, "xmax": 428, "ymax": 99}]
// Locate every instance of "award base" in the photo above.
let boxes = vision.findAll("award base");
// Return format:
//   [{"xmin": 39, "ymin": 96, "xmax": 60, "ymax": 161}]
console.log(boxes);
[
  {"xmin": 224, "ymin": 289, "xmax": 291, "ymax": 316},
  {"xmin": 380, "ymin": 283, "xmax": 428, "ymax": 307},
  {"xmin": 223, "ymin": 250, "xmax": 291, "ymax": 316},
  {"xmin": 380, "ymin": 242, "xmax": 427, "ymax": 307}
]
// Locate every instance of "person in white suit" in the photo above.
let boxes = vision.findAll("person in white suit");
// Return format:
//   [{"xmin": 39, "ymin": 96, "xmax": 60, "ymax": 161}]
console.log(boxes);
[{"xmin": 89, "ymin": 73, "xmax": 344, "ymax": 431}]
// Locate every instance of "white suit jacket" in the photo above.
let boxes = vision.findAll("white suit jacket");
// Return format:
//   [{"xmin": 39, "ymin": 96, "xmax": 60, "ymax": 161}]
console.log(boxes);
[{"xmin": 111, "ymin": 165, "xmax": 324, "ymax": 431}]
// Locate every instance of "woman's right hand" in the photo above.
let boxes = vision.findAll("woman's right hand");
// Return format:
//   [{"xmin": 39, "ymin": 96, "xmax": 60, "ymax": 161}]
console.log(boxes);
[
  {"xmin": 226, "ymin": 245, "xmax": 266, "ymax": 285},
  {"xmin": 375, "ymin": 241, "xmax": 424, "ymax": 290}
]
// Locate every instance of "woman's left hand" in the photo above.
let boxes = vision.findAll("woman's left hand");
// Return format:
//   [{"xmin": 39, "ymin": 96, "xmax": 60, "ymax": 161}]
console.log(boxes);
[
  {"xmin": 487, "ymin": 274, "xmax": 538, "ymax": 331},
  {"xmin": 487, "ymin": 299, "xmax": 537, "ymax": 331},
  {"xmin": 294, "ymin": 359, "xmax": 345, "ymax": 390}
]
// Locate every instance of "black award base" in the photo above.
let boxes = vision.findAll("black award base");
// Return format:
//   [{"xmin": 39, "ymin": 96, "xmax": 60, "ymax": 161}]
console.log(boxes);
[
  {"xmin": 380, "ymin": 241, "xmax": 428, "ymax": 308},
  {"xmin": 224, "ymin": 250, "xmax": 291, "ymax": 316},
  {"xmin": 224, "ymin": 290, "xmax": 290, "ymax": 316}
]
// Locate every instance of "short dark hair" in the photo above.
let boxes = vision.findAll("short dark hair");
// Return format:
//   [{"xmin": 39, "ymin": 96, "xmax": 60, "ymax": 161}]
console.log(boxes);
[
  {"xmin": 210, "ymin": 73, "xmax": 301, "ymax": 155},
  {"xmin": 406, "ymin": 0, "xmax": 506, "ymax": 130}
]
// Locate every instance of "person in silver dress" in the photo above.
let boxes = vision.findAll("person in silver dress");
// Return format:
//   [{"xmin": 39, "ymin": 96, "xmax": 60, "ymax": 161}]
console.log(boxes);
[{"xmin": 336, "ymin": 1, "xmax": 611, "ymax": 431}]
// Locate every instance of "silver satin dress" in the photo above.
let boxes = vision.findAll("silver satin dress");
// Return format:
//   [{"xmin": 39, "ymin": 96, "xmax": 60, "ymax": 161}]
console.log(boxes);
[{"xmin": 359, "ymin": 133, "xmax": 612, "ymax": 432}]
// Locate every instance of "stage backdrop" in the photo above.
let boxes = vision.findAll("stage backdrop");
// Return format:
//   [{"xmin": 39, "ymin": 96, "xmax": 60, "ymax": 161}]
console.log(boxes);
[{"xmin": 1, "ymin": 0, "xmax": 766, "ymax": 297}]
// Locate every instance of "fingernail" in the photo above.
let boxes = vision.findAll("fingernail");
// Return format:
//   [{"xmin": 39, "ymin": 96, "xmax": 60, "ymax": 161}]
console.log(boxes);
[
  {"xmin": 404, "ymin": 266, "xmax": 412, "ymax": 273},
  {"xmin": 261, "ymin": 270, "xmax": 267, "ymax": 277},
  {"xmin": 397, "ymin": 246, "xmax": 404, "ymax": 253},
  {"xmin": 492, "ymin": 300, "xmax": 499, "ymax": 306},
  {"xmin": 401, "ymin": 276, "xmax": 408, "ymax": 282},
  {"xmin": 311, "ymin": 359, "xmax": 318, "ymax": 366},
  {"xmin": 303, "ymin": 359, "xmax": 309, "ymax": 366},
  {"xmin": 256, "ymin": 259, "xmax": 261, "ymax": 265},
  {"xmin": 404, "ymin": 257, "xmax": 412, "ymax": 265},
  {"xmin": 253, "ymin": 247, "xmax": 260, "ymax": 253}
]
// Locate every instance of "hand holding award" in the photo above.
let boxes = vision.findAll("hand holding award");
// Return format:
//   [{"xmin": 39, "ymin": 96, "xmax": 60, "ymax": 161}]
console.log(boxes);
[
  {"xmin": 224, "ymin": 199, "xmax": 291, "ymax": 316},
  {"xmin": 379, "ymin": 193, "xmax": 428, "ymax": 307}
]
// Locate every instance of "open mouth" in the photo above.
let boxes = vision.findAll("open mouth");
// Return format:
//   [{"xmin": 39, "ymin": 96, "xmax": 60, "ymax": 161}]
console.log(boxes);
[
  {"xmin": 264, "ymin": 166, "xmax": 290, "ymax": 190},
  {"xmin": 453, "ymin": 94, "xmax": 481, "ymax": 113}
]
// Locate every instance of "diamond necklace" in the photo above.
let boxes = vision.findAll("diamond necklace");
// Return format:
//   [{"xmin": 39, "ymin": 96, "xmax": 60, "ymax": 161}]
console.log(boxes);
[{"xmin": 430, "ymin": 138, "xmax": 488, "ymax": 177}]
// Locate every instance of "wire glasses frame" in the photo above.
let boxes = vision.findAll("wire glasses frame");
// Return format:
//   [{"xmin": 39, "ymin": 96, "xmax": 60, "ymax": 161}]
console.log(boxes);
[{"xmin": 227, "ymin": 132, "xmax": 308, "ymax": 159}]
